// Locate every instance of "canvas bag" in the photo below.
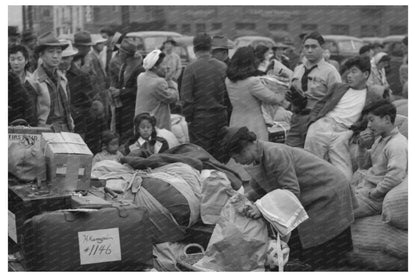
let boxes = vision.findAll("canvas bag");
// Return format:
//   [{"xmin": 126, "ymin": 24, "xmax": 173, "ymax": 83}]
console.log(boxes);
[
  {"xmin": 193, "ymin": 194, "xmax": 269, "ymax": 271},
  {"xmin": 200, "ymin": 170, "xmax": 235, "ymax": 225},
  {"xmin": 8, "ymin": 138, "xmax": 46, "ymax": 182}
]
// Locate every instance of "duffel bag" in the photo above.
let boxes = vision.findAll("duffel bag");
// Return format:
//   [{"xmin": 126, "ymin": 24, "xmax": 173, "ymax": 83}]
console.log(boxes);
[{"xmin": 22, "ymin": 206, "xmax": 153, "ymax": 271}]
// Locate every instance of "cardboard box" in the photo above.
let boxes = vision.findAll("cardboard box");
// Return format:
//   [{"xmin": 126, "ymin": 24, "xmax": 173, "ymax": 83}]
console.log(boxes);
[
  {"xmin": 41, "ymin": 132, "xmax": 93, "ymax": 193},
  {"xmin": 8, "ymin": 126, "xmax": 53, "ymax": 147}
]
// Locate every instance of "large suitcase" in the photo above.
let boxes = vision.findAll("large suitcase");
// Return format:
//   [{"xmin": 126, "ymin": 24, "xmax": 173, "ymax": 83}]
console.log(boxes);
[{"xmin": 22, "ymin": 206, "xmax": 153, "ymax": 271}]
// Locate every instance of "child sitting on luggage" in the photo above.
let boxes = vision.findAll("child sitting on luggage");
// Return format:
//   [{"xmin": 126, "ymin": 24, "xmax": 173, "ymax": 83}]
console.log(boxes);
[
  {"xmin": 353, "ymin": 100, "xmax": 407, "ymax": 218},
  {"xmin": 123, "ymin": 113, "xmax": 169, "ymax": 156},
  {"xmin": 92, "ymin": 131, "xmax": 124, "ymax": 166}
]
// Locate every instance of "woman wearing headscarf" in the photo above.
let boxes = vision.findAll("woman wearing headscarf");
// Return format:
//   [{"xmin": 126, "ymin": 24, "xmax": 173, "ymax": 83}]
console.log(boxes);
[
  {"xmin": 225, "ymin": 46, "xmax": 285, "ymax": 141},
  {"xmin": 135, "ymin": 49, "xmax": 179, "ymax": 132},
  {"xmin": 220, "ymin": 126, "xmax": 355, "ymax": 269}
]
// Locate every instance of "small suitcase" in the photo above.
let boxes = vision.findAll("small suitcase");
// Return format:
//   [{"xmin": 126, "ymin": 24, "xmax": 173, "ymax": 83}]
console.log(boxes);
[
  {"xmin": 22, "ymin": 206, "xmax": 153, "ymax": 271},
  {"xmin": 8, "ymin": 183, "xmax": 72, "ymax": 246}
]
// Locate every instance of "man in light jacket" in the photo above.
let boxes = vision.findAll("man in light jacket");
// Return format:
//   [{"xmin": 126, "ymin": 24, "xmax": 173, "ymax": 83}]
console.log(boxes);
[{"xmin": 28, "ymin": 32, "xmax": 74, "ymax": 132}]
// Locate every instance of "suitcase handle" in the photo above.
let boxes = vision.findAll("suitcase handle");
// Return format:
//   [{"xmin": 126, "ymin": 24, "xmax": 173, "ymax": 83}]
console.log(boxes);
[{"xmin": 63, "ymin": 207, "xmax": 129, "ymax": 222}]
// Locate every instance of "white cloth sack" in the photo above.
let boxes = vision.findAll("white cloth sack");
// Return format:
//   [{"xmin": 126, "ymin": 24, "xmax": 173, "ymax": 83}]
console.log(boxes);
[{"xmin": 255, "ymin": 189, "xmax": 309, "ymax": 236}]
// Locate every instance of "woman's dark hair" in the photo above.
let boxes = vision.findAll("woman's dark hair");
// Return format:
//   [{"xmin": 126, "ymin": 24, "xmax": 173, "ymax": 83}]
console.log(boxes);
[
  {"xmin": 133, "ymin": 113, "xmax": 158, "ymax": 143},
  {"xmin": 363, "ymin": 100, "xmax": 396, "ymax": 124},
  {"xmin": 226, "ymin": 46, "xmax": 257, "ymax": 82},
  {"xmin": 222, "ymin": 126, "xmax": 257, "ymax": 155},
  {"xmin": 154, "ymin": 52, "xmax": 166, "ymax": 68},
  {"xmin": 344, "ymin": 55, "xmax": 371, "ymax": 76},
  {"xmin": 101, "ymin": 130, "xmax": 119, "ymax": 148},
  {"xmin": 8, "ymin": 45, "xmax": 30, "ymax": 71},
  {"xmin": 254, "ymin": 45, "xmax": 269, "ymax": 63}
]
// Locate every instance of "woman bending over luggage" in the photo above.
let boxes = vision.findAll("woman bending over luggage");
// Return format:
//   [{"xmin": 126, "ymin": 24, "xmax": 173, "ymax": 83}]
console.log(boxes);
[
  {"xmin": 92, "ymin": 131, "xmax": 124, "ymax": 166},
  {"xmin": 220, "ymin": 126, "xmax": 356, "ymax": 270},
  {"xmin": 122, "ymin": 113, "xmax": 169, "ymax": 157}
]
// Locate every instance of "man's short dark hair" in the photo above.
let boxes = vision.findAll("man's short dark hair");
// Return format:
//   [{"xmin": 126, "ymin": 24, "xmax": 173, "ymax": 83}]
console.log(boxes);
[
  {"xmin": 344, "ymin": 55, "xmax": 371, "ymax": 76},
  {"xmin": 193, "ymin": 33, "xmax": 211, "ymax": 52},
  {"xmin": 359, "ymin": 45, "xmax": 373, "ymax": 55},
  {"xmin": 363, "ymin": 100, "xmax": 397, "ymax": 124},
  {"xmin": 303, "ymin": 31, "xmax": 325, "ymax": 46}
]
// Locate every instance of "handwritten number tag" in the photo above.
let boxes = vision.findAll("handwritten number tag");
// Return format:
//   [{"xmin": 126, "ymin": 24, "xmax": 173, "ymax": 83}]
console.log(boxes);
[{"xmin": 78, "ymin": 228, "xmax": 121, "ymax": 265}]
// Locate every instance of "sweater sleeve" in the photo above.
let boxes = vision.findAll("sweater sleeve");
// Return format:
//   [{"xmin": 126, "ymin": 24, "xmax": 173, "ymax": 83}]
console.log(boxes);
[
  {"xmin": 153, "ymin": 79, "xmax": 179, "ymax": 104},
  {"xmin": 374, "ymin": 139, "xmax": 408, "ymax": 195}
]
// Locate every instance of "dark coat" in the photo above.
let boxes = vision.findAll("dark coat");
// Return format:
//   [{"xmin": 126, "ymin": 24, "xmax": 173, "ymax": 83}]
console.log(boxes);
[
  {"xmin": 115, "ymin": 62, "xmax": 145, "ymax": 139},
  {"xmin": 246, "ymin": 140, "xmax": 355, "ymax": 249},
  {"xmin": 8, "ymin": 71, "xmax": 37, "ymax": 126},
  {"xmin": 66, "ymin": 63, "xmax": 94, "ymax": 134},
  {"xmin": 180, "ymin": 54, "xmax": 228, "ymax": 159}
]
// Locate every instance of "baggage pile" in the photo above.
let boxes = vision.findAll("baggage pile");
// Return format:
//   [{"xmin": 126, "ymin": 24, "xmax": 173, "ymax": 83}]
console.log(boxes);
[{"xmin": 8, "ymin": 124, "xmax": 305, "ymax": 272}]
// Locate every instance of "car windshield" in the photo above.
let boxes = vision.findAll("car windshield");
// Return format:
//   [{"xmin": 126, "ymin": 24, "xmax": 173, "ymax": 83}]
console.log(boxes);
[
  {"xmin": 143, "ymin": 37, "xmax": 169, "ymax": 52},
  {"xmin": 337, "ymin": 40, "xmax": 364, "ymax": 53}
]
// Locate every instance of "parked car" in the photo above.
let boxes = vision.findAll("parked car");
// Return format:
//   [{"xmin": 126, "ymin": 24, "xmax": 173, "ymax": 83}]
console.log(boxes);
[
  {"xmin": 361, "ymin": 37, "xmax": 383, "ymax": 46},
  {"xmin": 322, "ymin": 35, "xmax": 364, "ymax": 64},
  {"xmin": 173, "ymin": 36, "xmax": 196, "ymax": 67},
  {"xmin": 124, "ymin": 31, "xmax": 183, "ymax": 57}
]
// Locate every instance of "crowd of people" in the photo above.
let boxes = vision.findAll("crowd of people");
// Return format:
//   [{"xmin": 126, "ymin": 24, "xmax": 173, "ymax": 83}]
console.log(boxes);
[{"xmin": 8, "ymin": 27, "xmax": 408, "ymax": 269}]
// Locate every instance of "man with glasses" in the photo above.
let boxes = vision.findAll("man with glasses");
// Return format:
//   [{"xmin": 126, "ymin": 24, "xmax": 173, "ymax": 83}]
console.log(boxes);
[{"xmin": 286, "ymin": 31, "xmax": 341, "ymax": 148}]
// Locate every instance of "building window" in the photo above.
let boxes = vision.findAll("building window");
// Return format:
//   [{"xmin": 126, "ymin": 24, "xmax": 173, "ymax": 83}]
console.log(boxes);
[
  {"xmin": 268, "ymin": 23, "xmax": 288, "ymax": 31},
  {"xmin": 235, "ymin": 22, "xmax": 256, "ymax": 30},
  {"xmin": 301, "ymin": 24, "xmax": 318, "ymax": 32},
  {"xmin": 390, "ymin": 25, "xmax": 407, "ymax": 35},
  {"xmin": 43, "ymin": 9, "xmax": 50, "ymax": 17},
  {"xmin": 168, "ymin": 24, "xmax": 177, "ymax": 31},
  {"xmin": 182, "ymin": 24, "xmax": 191, "ymax": 34},
  {"xmin": 196, "ymin": 23, "xmax": 206, "ymax": 33},
  {"xmin": 212, "ymin": 23, "xmax": 222, "ymax": 30},
  {"xmin": 113, "ymin": 6, "xmax": 118, "ymax": 11},
  {"xmin": 361, "ymin": 25, "xmax": 380, "ymax": 37},
  {"xmin": 331, "ymin": 24, "xmax": 350, "ymax": 35}
]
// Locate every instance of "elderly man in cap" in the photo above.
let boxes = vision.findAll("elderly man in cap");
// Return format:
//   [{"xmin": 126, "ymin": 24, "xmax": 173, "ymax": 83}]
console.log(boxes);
[
  {"xmin": 211, "ymin": 35, "xmax": 233, "ymax": 66},
  {"xmin": 135, "ymin": 49, "xmax": 179, "ymax": 131},
  {"xmin": 110, "ymin": 39, "xmax": 145, "ymax": 139},
  {"xmin": 28, "ymin": 32, "xmax": 74, "ymax": 132},
  {"xmin": 161, "ymin": 38, "xmax": 182, "ymax": 82},
  {"xmin": 181, "ymin": 33, "xmax": 229, "ymax": 161},
  {"xmin": 286, "ymin": 31, "xmax": 341, "ymax": 148}
]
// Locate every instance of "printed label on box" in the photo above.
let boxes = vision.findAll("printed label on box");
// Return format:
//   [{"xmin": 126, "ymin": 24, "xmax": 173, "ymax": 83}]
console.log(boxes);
[
  {"xmin": 78, "ymin": 228, "xmax": 121, "ymax": 265},
  {"xmin": 8, "ymin": 210, "xmax": 17, "ymax": 243},
  {"xmin": 56, "ymin": 167, "xmax": 85, "ymax": 176}
]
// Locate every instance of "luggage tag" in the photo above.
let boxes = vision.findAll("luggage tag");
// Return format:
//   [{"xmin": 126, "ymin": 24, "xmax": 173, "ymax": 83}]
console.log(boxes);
[{"xmin": 78, "ymin": 227, "xmax": 122, "ymax": 265}]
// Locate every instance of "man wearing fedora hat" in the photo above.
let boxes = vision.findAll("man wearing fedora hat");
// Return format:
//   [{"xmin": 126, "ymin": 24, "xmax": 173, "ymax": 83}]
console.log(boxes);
[
  {"xmin": 161, "ymin": 38, "xmax": 182, "ymax": 82},
  {"xmin": 28, "ymin": 31, "xmax": 74, "ymax": 132},
  {"xmin": 211, "ymin": 35, "xmax": 234, "ymax": 66},
  {"xmin": 110, "ymin": 38, "xmax": 145, "ymax": 138}
]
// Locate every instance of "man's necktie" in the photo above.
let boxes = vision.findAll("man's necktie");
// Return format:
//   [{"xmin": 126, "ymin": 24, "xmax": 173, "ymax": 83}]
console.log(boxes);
[{"xmin": 301, "ymin": 65, "xmax": 317, "ymax": 92}]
